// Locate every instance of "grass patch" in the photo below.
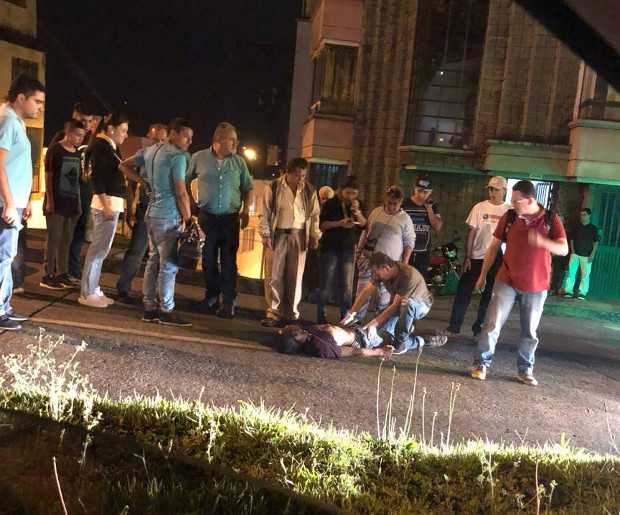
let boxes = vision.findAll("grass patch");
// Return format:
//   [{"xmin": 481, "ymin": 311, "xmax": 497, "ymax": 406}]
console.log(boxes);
[{"xmin": 0, "ymin": 330, "xmax": 618, "ymax": 513}]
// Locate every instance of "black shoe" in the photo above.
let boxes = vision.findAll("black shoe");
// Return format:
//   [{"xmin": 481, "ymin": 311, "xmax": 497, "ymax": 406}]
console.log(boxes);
[
  {"xmin": 117, "ymin": 291, "xmax": 139, "ymax": 304},
  {"xmin": 159, "ymin": 311, "xmax": 192, "ymax": 327},
  {"xmin": 7, "ymin": 310, "xmax": 28, "ymax": 322},
  {"xmin": 191, "ymin": 298, "xmax": 219, "ymax": 314},
  {"xmin": 261, "ymin": 317, "xmax": 286, "ymax": 328},
  {"xmin": 0, "ymin": 316, "xmax": 22, "ymax": 331},
  {"xmin": 39, "ymin": 275, "xmax": 67, "ymax": 290},
  {"xmin": 142, "ymin": 310, "xmax": 160, "ymax": 323},
  {"xmin": 216, "ymin": 304, "xmax": 235, "ymax": 319},
  {"xmin": 56, "ymin": 274, "xmax": 77, "ymax": 289}
]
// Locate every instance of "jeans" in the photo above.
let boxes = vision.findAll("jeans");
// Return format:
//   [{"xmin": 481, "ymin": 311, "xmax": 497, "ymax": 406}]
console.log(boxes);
[
  {"xmin": 45, "ymin": 213, "xmax": 79, "ymax": 276},
  {"xmin": 0, "ymin": 209, "xmax": 23, "ymax": 317},
  {"xmin": 68, "ymin": 186, "xmax": 92, "ymax": 278},
  {"xmin": 476, "ymin": 280, "xmax": 547, "ymax": 374},
  {"xmin": 80, "ymin": 209, "xmax": 119, "ymax": 297},
  {"xmin": 448, "ymin": 254, "xmax": 502, "ymax": 334},
  {"xmin": 562, "ymin": 254, "xmax": 592, "ymax": 296},
  {"xmin": 116, "ymin": 203, "xmax": 149, "ymax": 295},
  {"xmin": 410, "ymin": 251, "xmax": 430, "ymax": 280},
  {"xmin": 11, "ymin": 224, "xmax": 26, "ymax": 288},
  {"xmin": 377, "ymin": 297, "xmax": 431, "ymax": 352},
  {"xmin": 317, "ymin": 248, "xmax": 355, "ymax": 321},
  {"xmin": 143, "ymin": 216, "xmax": 183, "ymax": 313},
  {"xmin": 198, "ymin": 211, "xmax": 240, "ymax": 306}
]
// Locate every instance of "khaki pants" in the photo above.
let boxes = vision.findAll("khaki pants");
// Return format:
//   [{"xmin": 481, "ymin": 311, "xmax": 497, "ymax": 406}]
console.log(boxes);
[{"xmin": 267, "ymin": 231, "xmax": 306, "ymax": 320}]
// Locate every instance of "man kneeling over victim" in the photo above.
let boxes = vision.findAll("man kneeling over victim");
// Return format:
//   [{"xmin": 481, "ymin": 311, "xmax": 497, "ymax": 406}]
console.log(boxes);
[{"xmin": 276, "ymin": 252, "xmax": 446, "ymax": 359}]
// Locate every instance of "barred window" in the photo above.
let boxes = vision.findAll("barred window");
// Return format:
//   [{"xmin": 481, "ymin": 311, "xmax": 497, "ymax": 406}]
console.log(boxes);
[
  {"xmin": 311, "ymin": 44, "xmax": 357, "ymax": 117},
  {"xmin": 404, "ymin": 0, "xmax": 489, "ymax": 149}
]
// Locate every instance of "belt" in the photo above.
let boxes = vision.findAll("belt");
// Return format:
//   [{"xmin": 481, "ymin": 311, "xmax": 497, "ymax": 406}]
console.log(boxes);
[
  {"xmin": 202, "ymin": 211, "xmax": 239, "ymax": 219},
  {"xmin": 275, "ymin": 228, "xmax": 304, "ymax": 234}
]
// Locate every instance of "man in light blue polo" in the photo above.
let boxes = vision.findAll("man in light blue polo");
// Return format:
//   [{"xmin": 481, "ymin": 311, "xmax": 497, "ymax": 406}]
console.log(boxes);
[
  {"xmin": 0, "ymin": 75, "xmax": 46, "ymax": 331},
  {"xmin": 120, "ymin": 118, "xmax": 193, "ymax": 327},
  {"xmin": 187, "ymin": 121, "xmax": 253, "ymax": 319}
]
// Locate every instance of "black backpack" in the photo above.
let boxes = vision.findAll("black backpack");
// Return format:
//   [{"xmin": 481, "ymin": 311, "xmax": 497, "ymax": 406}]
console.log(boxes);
[{"xmin": 501, "ymin": 208, "xmax": 555, "ymax": 242}]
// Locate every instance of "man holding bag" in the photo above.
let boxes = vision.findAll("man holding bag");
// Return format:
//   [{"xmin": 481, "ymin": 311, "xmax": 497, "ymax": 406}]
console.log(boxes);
[{"xmin": 119, "ymin": 118, "xmax": 193, "ymax": 326}]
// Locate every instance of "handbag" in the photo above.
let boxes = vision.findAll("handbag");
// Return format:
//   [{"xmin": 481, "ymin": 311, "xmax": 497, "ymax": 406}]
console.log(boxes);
[{"xmin": 177, "ymin": 220, "xmax": 202, "ymax": 270}]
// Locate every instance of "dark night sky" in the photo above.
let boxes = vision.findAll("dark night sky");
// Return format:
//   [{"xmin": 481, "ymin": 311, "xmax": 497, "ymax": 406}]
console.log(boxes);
[{"xmin": 38, "ymin": 0, "xmax": 300, "ymax": 151}]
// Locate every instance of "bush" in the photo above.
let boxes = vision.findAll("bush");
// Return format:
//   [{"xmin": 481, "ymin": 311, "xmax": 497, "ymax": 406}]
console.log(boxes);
[{"xmin": 0, "ymin": 331, "xmax": 618, "ymax": 513}]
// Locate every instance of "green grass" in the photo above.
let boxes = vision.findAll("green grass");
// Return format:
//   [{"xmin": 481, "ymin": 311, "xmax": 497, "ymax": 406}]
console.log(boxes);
[{"xmin": 0, "ymin": 330, "xmax": 618, "ymax": 513}]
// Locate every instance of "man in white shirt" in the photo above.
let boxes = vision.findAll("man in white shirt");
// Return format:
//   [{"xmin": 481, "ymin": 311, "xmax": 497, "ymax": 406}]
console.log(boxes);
[
  {"xmin": 446, "ymin": 176, "xmax": 510, "ymax": 337},
  {"xmin": 259, "ymin": 158, "xmax": 321, "ymax": 327}
]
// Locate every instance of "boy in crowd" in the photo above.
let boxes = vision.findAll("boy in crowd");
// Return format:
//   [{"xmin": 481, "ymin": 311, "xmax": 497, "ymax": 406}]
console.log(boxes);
[
  {"xmin": 402, "ymin": 175, "xmax": 442, "ymax": 279},
  {"xmin": 0, "ymin": 75, "xmax": 46, "ymax": 330},
  {"xmin": 40, "ymin": 120, "xmax": 87, "ymax": 289}
]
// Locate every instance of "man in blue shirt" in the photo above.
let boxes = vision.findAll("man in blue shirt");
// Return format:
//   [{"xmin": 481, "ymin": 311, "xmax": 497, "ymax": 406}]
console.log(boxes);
[
  {"xmin": 187, "ymin": 122, "xmax": 253, "ymax": 318},
  {"xmin": 120, "ymin": 118, "xmax": 193, "ymax": 327},
  {"xmin": 0, "ymin": 75, "xmax": 46, "ymax": 330}
]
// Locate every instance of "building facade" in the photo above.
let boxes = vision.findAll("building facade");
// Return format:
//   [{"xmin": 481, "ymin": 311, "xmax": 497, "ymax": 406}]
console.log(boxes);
[
  {"xmin": 342, "ymin": 0, "xmax": 620, "ymax": 298},
  {"xmin": 287, "ymin": 0, "xmax": 363, "ymax": 187},
  {"xmin": 1, "ymin": 0, "xmax": 46, "ymax": 225}
]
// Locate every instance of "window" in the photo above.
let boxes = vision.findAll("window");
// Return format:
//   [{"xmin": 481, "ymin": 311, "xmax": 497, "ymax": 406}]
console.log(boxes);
[
  {"xmin": 577, "ymin": 66, "xmax": 620, "ymax": 122},
  {"xmin": 240, "ymin": 228, "xmax": 256, "ymax": 253},
  {"xmin": 12, "ymin": 57, "xmax": 38, "ymax": 81},
  {"xmin": 311, "ymin": 44, "xmax": 357, "ymax": 116},
  {"xmin": 404, "ymin": 0, "xmax": 489, "ymax": 149},
  {"xmin": 598, "ymin": 191, "xmax": 620, "ymax": 247},
  {"xmin": 5, "ymin": 0, "xmax": 27, "ymax": 7},
  {"xmin": 308, "ymin": 163, "xmax": 347, "ymax": 189}
]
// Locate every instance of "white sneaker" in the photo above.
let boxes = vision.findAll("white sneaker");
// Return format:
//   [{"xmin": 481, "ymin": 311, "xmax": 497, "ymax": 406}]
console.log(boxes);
[
  {"xmin": 78, "ymin": 294, "xmax": 109, "ymax": 308},
  {"xmin": 95, "ymin": 287, "xmax": 115, "ymax": 306}
]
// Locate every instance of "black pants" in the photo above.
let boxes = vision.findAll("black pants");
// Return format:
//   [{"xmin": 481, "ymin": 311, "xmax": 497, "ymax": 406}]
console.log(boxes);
[
  {"xmin": 198, "ymin": 211, "xmax": 240, "ymax": 306},
  {"xmin": 68, "ymin": 185, "xmax": 93, "ymax": 278},
  {"xmin": 448, "ymin": 254, "xmax": 502, "ymax": 335},
  {"xmin": 410, "ymin": 251, "xmax": 430, "ymax": 280}
]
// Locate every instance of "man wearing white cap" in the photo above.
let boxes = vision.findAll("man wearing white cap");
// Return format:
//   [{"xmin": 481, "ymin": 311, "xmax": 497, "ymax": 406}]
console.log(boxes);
[{"xmin": 446, "ymin": 176, "xmax": 510, "ymax": 337}]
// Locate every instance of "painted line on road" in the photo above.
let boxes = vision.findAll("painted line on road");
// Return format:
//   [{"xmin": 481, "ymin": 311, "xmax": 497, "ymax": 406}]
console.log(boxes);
[{"xmin": 30, "ymin": 317, "xmax": 273, "ymax": 353}]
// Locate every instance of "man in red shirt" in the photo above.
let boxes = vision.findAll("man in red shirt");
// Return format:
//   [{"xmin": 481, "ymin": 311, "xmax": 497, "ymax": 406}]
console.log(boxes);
[{"xmin": 470, "ymin": 180, "xmax": 568, "ymax": 386}]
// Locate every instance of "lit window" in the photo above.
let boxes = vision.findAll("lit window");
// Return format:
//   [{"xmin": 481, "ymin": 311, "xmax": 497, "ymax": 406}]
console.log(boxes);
[{"xmin": 404, "ymin": 0, "xmax": 489, "ymax": 149}]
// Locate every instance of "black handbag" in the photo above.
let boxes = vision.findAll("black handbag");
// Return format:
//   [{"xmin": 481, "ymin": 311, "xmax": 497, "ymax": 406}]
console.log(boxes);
[{"xmin": 177, "ymin": 220, "xmax": 202, "ymax": 270}]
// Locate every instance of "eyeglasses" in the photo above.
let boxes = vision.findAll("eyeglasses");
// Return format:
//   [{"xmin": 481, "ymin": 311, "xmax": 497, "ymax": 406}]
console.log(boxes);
[{"xmin": 487, "ymin": 186, "xmax": 501, "ymax": 192}]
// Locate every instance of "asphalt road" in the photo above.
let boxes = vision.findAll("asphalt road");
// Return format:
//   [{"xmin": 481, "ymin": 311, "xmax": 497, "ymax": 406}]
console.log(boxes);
[{"xmin": 2, "ymin": 267, "xmax": 619, "ymax": 455}]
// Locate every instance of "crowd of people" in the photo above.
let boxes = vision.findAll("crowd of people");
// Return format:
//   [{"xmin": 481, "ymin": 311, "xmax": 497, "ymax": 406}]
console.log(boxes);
[{"xmin": 3, "ymin": 74, "xmax": 598, "ymax": 387}]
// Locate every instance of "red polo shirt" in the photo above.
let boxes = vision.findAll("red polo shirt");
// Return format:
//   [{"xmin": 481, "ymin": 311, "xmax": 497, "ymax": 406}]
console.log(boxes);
[{"xmin": 494, "ymin": 209, "xmax": 566, "ymax": 292}]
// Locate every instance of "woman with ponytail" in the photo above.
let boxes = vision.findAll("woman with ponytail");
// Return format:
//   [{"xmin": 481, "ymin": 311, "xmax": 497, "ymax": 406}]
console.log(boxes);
[{"xmin": 79, "ymin": 112, "xmax": 130, "ymax": 308}]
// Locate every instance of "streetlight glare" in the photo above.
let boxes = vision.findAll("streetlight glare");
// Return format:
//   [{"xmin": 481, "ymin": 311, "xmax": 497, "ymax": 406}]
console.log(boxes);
[{"xmin": 243, "ymin": 147, "xmax": 258, "ymax": 161}]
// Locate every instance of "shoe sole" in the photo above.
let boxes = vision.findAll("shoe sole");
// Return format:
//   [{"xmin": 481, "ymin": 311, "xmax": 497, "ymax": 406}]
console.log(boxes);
[
  {"xmin": 0, "ymin": 325, "xmax": 22, "ymax": 331},
  {"xmin": 39, "ymin": 282, "xmax": 67, "ymax": 291},
  {"xmin": 159, "ymin": 320, "xmax": 192, "ymax": 327},
  {"xmin": 78, "ymin": 299, "xmax": 108, "ymax": 308},
  {"xmin": 8, "ymin": 316, "xmax": 28, "ymax": 322},
  {"xmin": 142, "ymin": 318, "xmax": 160, "ymax": 323},
  {"xmin": 516, "ymin": 376, "xmax": 538, "ymax": 387}
]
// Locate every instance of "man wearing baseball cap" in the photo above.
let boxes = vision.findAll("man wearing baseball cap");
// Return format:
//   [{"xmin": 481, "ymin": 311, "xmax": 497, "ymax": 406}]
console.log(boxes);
[
  {"xmin": 402, "ymin": 175, "xmax": 443, "ymax": 279},
  {"xmin": 446, "ymin": 176, "xmax": 510, "ymax": 337}
]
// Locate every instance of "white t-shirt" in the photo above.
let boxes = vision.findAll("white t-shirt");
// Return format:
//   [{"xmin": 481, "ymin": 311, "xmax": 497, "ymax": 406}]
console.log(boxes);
[{"xmin": 466, "ymin": 200, "xmax": 511, "ymax": 259}]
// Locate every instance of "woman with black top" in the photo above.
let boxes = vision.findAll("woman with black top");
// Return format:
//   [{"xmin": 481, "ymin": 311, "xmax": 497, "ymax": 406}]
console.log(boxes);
[{"xmin": 78, "ymin": 112, "xmax": 130, "ymax": 308}]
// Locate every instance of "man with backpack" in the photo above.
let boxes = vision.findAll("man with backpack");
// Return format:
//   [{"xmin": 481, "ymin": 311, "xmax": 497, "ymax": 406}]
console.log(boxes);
[
  {"xmin": 470, "ymin": 180, "xmax": 568, "ymax": 386},
  {"xmin": 259, "ymin": 158, "xmax": 321, "ymax": 327}
]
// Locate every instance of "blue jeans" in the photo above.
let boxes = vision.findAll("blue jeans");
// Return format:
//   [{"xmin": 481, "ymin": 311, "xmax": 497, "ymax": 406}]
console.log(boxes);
[
  {"xmin": 143, "ymin": 216, "xmax": 182, "ymax": 313},
  {"xmin": 476, "ymin": 280, "xmax": 547, "ymax": 374},
  {"xmin": 317, "ymin": 249, "xmax": 354, "ymax": 321},
  {"xmin": 116, "ymin": 203, "xmax": 148, "ymax": 295},
  {"xmin": 81, "ymin": 209, "xmax": 119, "ymax": 297},
  {"xmin": 0, "ymin": 209, "xmax": 23, "ymax": 317},
  {"xmin": 377, "ymin": 297, "xmax": 431, "ymax": 352}
]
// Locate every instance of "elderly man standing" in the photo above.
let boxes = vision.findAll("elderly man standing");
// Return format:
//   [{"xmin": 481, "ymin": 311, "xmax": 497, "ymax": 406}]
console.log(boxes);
[
  {"xmin": 187, "ymin": 122, "xmax": 253, "ymax": 319},
  {"xmin": 259, "ymin": 158, "xmax": 321, "ymax": 327}
]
